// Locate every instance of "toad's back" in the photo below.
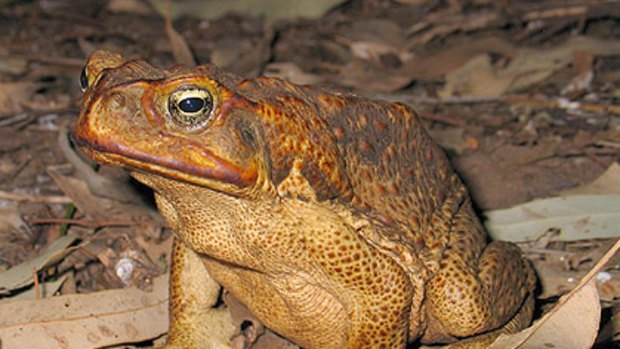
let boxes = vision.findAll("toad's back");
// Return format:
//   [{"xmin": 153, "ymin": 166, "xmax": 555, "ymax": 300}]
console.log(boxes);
[{"xmin": 236, "ymin": 77, "xmax": 475, "ymax": 272}]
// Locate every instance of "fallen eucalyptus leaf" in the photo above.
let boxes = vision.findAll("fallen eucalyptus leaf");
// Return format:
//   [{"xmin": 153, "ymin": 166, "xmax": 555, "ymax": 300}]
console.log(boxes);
[
  {"xmin": 149, "ymin": 0, "xmax": 345, "ymax": 20},
  {"xmin": 561, "ymin": 162, "xmax": 620, "ymax": 196},
  {"xmin": 487, "ymin": 239, "xmax": 619, "ymax": 349},
  {"xmin": 0, "ymin": 81, "xmax": 40, "ymax": 117},
  {"xmin": 484, "ymin": 194, "xmax": 620, "ymax": 242},
  {"xmin": 489, "ymin": 280, "xmax": 600, "ymax": 349},
  {"xmin": 440, "ymin": 36, "xmax": 620, "ymax": 97},
  {"xmin": 0, "ymin": 276, "xmax": 68, "ymax": 302},
  {"xmin": 0, "ymin": 234, "xmax": 77, "ymax": 294},
  {"xmin": 485, "ymin": 162, "xmax": 620, "ymax": 241},
  {"xmin": 0, "ymin": 275, "xmax": 168, "ymax": 349}
]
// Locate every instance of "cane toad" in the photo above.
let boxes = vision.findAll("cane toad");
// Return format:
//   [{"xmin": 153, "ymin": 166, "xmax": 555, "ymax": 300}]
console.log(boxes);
[{"xmin": 74, "ymin": 50, "xmax": 536, "ymax": 348}]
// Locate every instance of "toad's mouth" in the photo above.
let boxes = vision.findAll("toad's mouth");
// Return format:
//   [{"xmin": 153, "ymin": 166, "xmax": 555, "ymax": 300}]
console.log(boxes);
[{"xmin": 73, "ymin": 133, "xmax": 257, "ymax": 189}]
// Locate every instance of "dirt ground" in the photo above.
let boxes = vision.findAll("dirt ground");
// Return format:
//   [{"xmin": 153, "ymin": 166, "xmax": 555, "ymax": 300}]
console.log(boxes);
[{"xmin": 0, "ymin": 0, "xmax": 618, "ymax": 348}]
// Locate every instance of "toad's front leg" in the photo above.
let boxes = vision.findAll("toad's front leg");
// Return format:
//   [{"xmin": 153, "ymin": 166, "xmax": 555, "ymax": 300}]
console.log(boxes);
[
  {"xmin": 162, "ymin": 238, "xmax": 235, "ymax": 349},
  {"xmin": 155, "ymin": 193, "xmax": 235, "ymax": 349}
]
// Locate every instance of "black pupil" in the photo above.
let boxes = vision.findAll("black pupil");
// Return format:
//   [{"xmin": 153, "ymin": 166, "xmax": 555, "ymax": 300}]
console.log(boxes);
[
  {"xmin": 79, "ymin": 68, "xmax": 88, "ymax": 90},
  {"xmin": 179, "ymin": 97, "xmax": 205, "ymax": 113}
]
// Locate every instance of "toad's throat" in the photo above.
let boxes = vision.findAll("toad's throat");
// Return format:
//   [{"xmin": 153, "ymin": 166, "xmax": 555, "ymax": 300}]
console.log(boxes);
[{"xmin": 76, "ymin": 138, "xmax": 257, "ymax": 188}]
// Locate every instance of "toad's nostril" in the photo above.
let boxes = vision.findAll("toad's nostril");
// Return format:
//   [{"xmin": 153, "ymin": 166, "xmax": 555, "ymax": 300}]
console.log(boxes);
[{"xmin": 108, "ymin": 92, "xmax": 127, "ymax": 109}]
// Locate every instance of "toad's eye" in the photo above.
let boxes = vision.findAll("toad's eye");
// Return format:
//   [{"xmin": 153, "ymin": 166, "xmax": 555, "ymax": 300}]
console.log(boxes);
[
  {"xmin": 79, "ymin": 67, "xmax": 89, "ymax": 91},
  {"xmin": 178, "ymin": 97, "xmax": 205, "ymax": 113},
  {"xmin": 168, "ymin": 88, "xmax": 214, "ymax": 128}
]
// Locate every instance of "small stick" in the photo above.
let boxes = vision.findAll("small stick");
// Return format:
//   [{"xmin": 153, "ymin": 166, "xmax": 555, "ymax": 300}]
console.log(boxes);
[
  {"xmin": 28, "ymin": 218, "xmax": 141, "ymax": 228},
  {"xmin": 0, "ymin": 190, "xmax": 72, "ymax": 204}
]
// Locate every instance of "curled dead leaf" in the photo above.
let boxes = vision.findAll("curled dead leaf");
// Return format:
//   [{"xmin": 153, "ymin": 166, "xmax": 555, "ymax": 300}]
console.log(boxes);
[{"xmin": 488, "ymin": 239, "xmax": 619, "ymax": 349}]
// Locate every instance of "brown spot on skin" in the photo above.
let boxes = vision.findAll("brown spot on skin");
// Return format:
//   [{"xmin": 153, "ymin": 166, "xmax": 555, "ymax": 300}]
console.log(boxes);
[
  {"xmin": 373, "ymin": 119, "xmax": 387, "ymax": 131},
  {"xmin": 426, "ymin": 149, "xmax": 433, "ymax": 160},
  {"xmin": 359, "ymin": 140, "xmax": 373, "ymax": 152},
  {"xmin": 377, "ymin": 213, "xmax": 394, "ymax": 225},
  {"xmin": 358, "ymin": 114, "xmax": 368, "ymax": 128},
  {"xmin": 333, "ymin": 127, "xmax": 346, "ymax": 140},
  {"xmin": 374, "ymin": 183, "xmax": 386, "ymax": 195},
  {"xmin": 386, "ymin": 181, "xmax": 399, "ymax": 195}
]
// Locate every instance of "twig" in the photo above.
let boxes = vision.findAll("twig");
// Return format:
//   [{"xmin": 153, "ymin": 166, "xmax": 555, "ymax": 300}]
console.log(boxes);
[
  {"xmin": 28, "ymin": 218, "xmax": 142, "ymax": 228},
  {"xmin": 502, "ymin": 95, "xmax": 620, "ymax": 115},
  {"xmin": 0, "ymin": 113, "xmax": 32, "ymax": 128},
  {"xmin": 386, "ymin": 94, "xmax": 620, "ymax": 115},
  {"xmin": 576, "ymin": 238, "xmax": 620, "ymax": 285},
  {"xmin": 406, "ymin": 0, "xmax": 620, "ymax": 47},
  {"xmin": 596, "ymin": 140, "xmax": 620, "ymax": 149},
  {"xmin": 0, "ymin": 190, "xmax": 72, "ymax": 204},
  {"xmin": 164, "ymin": 0, "xmax": 196, "ymax": 66},
  {"xmin": 497, "ymin": 238, "xmax": 620, "ymax": 347},
  {"xmin": 32, "ymin": 268, "xmax": 40, "ymax": 300},
  {"xmin": 416, "ymin": 111, "xmax": 465, "ymax": 127},
  {"xmin": 0, "ymin": 55, "xmax": 84, "ymax": 67},
  {"xmin": 523, "ymin": 5, "xmax": 588, "ymax": 21}
]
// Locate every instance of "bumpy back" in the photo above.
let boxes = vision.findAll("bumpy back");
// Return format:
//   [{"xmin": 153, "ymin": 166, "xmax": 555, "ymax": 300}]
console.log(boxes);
[
  {"xmin": 319, "ymin": 95, "xmax": 469, "ymax": 268},
  {"xmin": 235, "ymin": 77, "xmax": 470, "ymax": 272}
]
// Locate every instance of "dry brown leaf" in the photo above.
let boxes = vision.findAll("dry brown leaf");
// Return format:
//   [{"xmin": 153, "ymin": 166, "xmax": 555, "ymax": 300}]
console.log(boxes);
[
  {"xmin": 532, "ymin": 257, "xmax": 620, "ymax": 301},
  {"xmin": 338, "ymin": 59, "xmax": 413, "ymax": 92},
  {"xmin": 149, "ymin": 0, "xmax": 345, "ymax": 20},
  {"xmin": 485, "ymin": 194, "xmax": 620, "ymax": 242},
  {"xmin": 0, "ymin": 57, "xmax": 28, "ymax": 75},
  {"xmin": 484, "ymin": 162, "xmax": 620, "ymax": 242},
  {"xmin": 1, "ymin": 276, "xmax": 68, "ymax": 302},
  {"xmin": 561, "ymin": 162, "xmax": 620, "ymax": 196},
  {"xmin": 0, "ymin": 275, "xmax": 169, "ymax": 349},
  {"xmin": 47, "ymin": 164, "xmax": 156, "ymax": 227},
  {"xmin": 440, "ymin": 36, "xmax": 620, "ymax": 97},
  {"xmin": 561, "ymin": 50, "xmax": 594, "ymax": 95},
  {"xmin": 439, "ymin": 54, "xmax": 512, "ymax": 98},
  {"xmin": 46, "ymin": 167, "xmax": 111, "ymax": 219},
  {"xmin": 340, "ymin": 19, "xmax": 412, "ymax": 65},
  {"xmin": 0, "ymin": 204, "xmax": 25, "ymax": 237},
  {"xmin": 211, "ymin": 35, "xmax": 272, "ymax": 77},
  {"xmin": 488, "ymin": 239, "xmax": 619, "ymax": 349},
  {"xmin": 401, "ymin": 36, "xmax": 517, "ymax": 81},
  {"xmin": 264, "ymin": 62, "xmax": 324, "ymax": 85},
  {"xmin": 164, "ymin": 0, "xmax": 196, "ymax": 66},
  {"xmin": 394, "ymin": 0, "xmax": 434, "ymax": 4},
  {"xmin": 107, "ymin": 0, "xmax": 155, "ymax": 15},
  {"xmin": 59, "ymin": 126, "xmax": 143, "ymax": 204},
  {"xmin": 0, "ymin": 234, "xmax": 77, "ymax": 294},
  {"xmin": 166, "ymin": 24, "xmax": 196, "ymax": 66},
  {"xmin": 427, "ymin": 127, "xmax": 470, "ymax": 155},
  {"xmin": 0, "ymin": 81, "xmax": 40, "ymax": 117},
  {"xmin": 0, "ymin": 203, "xmax": 30, "ymax": 274},
  {"xmin": 349, "ymin": 40, "xmax": 413, "ymax": 65},
  {"xmin": 490, "ymin": 280, "xmax": 600, "ymax": 348}
]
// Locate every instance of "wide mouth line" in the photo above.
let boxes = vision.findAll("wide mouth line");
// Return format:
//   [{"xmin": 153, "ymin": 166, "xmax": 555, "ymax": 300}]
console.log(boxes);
[
  {"xmin": 83, "ymin": 142, "xmax": 253, "ymax": 189},
  {"xmin": 88, "ymin": 148, "xmax": 220, "ymax": 186}
]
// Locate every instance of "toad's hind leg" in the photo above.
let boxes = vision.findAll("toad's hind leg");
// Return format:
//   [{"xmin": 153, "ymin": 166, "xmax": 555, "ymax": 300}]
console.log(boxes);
[
  {"xmin": 424, "ymin": 201, "xmax": 536, "ymax": 344},
  {"xmin": 444, "ymin": 292, "xmax": 535, "ymax": 348}
]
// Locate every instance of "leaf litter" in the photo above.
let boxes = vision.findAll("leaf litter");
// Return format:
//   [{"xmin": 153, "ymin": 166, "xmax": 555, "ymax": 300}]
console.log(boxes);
[{"xmin": 0, "ymin": 0, "xmax": 618, "ymax": 348}]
